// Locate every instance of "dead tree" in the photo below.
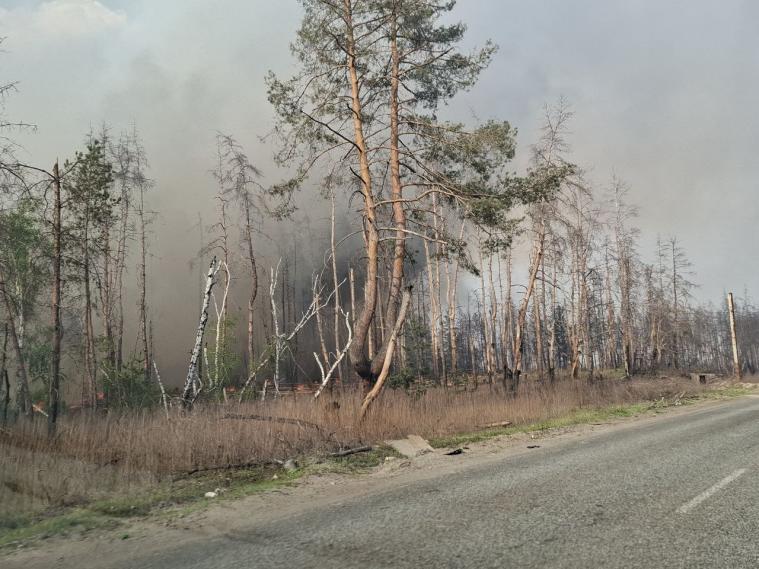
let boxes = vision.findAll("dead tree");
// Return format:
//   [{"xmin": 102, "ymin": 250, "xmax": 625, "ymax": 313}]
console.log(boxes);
[
  {"xmin": 182, "ymin": 257, "xmax": 220, "ymax": 407},
  {"xmin": 314, "ymin": 307, "xmax": 353, "ymax": 399},
  {"xmin": 136, "ymin": 164, "xmax": 151, "ymax": 382},
  {"xmin": 728, "ymin": 292, "xmax": 742, "ymax": 379},
  {"xmin": 511, "ymin": 223, "xmax": 546, "ymax": 392},
  {"xmin": 1, "ymin": 322, "xmax": 9, "ymax": 423},
  {"xmin": 49, "ymin": 161, "xmax": 63, "ymax": 434},
  {"xmin": 0, "ymin": 265, "xmax": 30, "ymax": 415}
]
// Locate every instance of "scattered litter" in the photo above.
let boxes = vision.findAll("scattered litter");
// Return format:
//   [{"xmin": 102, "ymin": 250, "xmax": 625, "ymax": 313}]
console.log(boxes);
[
  {"xmin": 385, "ymin": 456, "xmax": 396, "ymax": 462},
  {"xmin": 204, "ymin": 488, "xmax": 221, "ymax": 498},
  {"xmin": 527, "ymin": 445, "xmax": 541, "ymax": 449},
  {"xmin": 271, "ymin": 474, "xmax": 279, "ymax": 480},
  {"xmin": 445, "ymin": 448, "xmax": 464, "ymax": 456},
  {"xmin": 284, "ymin": 459, "xmax": 299, "ymax": 472}
]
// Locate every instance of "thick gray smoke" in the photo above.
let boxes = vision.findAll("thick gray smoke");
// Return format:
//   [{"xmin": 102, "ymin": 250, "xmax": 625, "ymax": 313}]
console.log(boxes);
[{"xmin": 2, "ymin": 0, "xmax": 757, "ymax": 383}]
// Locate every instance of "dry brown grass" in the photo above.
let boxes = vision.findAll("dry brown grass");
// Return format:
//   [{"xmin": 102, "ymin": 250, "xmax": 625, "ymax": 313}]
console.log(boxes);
[{"xmin": 1, "ymin": 376, "xmax": 708, "ymax": 515}]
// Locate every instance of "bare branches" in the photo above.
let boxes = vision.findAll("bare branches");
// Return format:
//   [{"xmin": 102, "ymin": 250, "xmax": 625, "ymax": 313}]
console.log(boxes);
[{"xmin": 314, "ymin": 308, "xmax": 353, "ymax": 399}]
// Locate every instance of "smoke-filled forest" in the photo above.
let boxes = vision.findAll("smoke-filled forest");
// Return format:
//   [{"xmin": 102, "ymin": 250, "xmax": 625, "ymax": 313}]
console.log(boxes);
[{"xmin": 1, "ymin": 0, "xmax": 757, "ymax": 543}]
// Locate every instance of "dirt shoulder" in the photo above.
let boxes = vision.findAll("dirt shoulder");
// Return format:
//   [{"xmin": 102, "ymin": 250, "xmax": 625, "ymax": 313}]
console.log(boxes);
[{"xmin": 4, "ymin": 386, "xmax": 756, "ymax": 569}]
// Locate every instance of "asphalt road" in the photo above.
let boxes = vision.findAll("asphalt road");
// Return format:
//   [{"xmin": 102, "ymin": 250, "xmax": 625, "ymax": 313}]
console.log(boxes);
[{"xmin": 17, "ymin": 396, "xmax": 759, "ymax": 568}]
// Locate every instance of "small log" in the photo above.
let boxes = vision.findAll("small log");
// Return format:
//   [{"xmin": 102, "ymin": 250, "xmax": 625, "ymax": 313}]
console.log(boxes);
[
  {"xmin": 330, "ymin": 445, "xmax": 373, "ymax": 458},
  {"xmin": 479, "ymin": 420, "xmax": 512, "ymax": 429},
  {"xmin": 173, "ymin": 459, "xmax": 279, "ymax": 480}
]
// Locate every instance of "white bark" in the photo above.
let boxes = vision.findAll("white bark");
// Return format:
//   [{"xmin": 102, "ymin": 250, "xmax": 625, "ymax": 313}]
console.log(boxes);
[
  {"xmin": 314, "ymin": 308, "xmax": 353, "ymax": 399},
  {"xmin": 182, "ymin": 257, "xmax": 220, "ymax": 407},
  {"xmin": 153, "ymin": 360, "xmax": 169, "ymax": 419}
]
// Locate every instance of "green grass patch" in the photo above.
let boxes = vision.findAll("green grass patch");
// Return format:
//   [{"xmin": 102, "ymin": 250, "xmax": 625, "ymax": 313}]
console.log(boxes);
[
  {"xmin": 0, "ymin": 465, "xmax": 302, "ymax": 550},
  {"xmin": 0, "ymin": 510, "xmax": 117, "ymax": 549},
  {"xmin": 428, "ymin": 388, "xmax": 753, "ymax": 450},
  {"xmin": 694, "ymin": 386, "xmax": 754, "ymax": 400},
  {"xmin": 324, "ymin": 445, "xmax": 402, "ymax": 472}
]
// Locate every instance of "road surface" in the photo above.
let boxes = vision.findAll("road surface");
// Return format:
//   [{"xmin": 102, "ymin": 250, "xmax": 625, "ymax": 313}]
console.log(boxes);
[{"xmin": 8, "ymin": 395, "xmax": 759, "ymax": 568}]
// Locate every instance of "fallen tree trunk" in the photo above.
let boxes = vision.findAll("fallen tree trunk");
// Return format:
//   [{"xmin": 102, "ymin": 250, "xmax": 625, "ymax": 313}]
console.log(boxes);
[
  {"xmin": 479, "ymin": 420, "xmax": 513, "ymax": 429},
  {"xmin": 172, "ymin": 459, "xmax": 280, "ymax": 480},
  {"xmin": 330, "ymin": 445, "xmax": 373, "ymax": 458}
]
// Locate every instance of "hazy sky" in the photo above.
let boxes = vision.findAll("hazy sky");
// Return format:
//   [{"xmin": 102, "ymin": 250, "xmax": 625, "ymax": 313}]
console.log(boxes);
[{"xmin": 1, "ymin": 0, "xmax": 758, "ymax": 367}]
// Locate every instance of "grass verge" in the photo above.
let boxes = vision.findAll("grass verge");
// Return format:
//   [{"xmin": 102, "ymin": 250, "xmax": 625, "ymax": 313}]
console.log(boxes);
[
  {"xmin": 428, "ymin": 385, "xmax": 754, "ymax": 449},
  {"xmin": 0, "ymin": 446, "xmax": 405, "ymax": 550},
  {"xmin": 2, "ymin": 383, "xmax": 753, "ymax": 550},
  {"xmin": 0, "ymin": 465, "xmax": 304, "ymax": 550}
]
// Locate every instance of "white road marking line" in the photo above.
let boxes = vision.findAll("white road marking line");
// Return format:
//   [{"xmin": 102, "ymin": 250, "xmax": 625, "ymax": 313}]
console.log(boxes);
[{"xmin": 677, "ymin": 469, "xmax": 747, "ymax": 514}]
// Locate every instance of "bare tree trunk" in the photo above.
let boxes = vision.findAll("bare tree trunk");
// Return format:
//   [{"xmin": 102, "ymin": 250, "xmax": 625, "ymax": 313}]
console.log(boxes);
[
  {"xmin": 1, "ymin": 323, "xmax": 9, "ymax": 423},
  {"xmin": 0, "ymin": 268, "xmax": 30, "ymax": 415},
  {"xmin": 604, "ymin": 243, "xmax": 617, "ymax": 370},
  {"xmin": 271, "ymin": 262, "xmax": 283, "ymax": 395},
  {"xmin": 504, "ymin": 248, "xmax": 515, "ymax": 372},
  {"xmin": 423, "ymin": 238, "xmax": 439, "ymax": 378},
  {"xmin": 138, "ymin": 182, "xmax": 150, "ymax": 382},
  {"xmin": 433, "ymin": 194, "xmax": 446, "ymax": 383},
  {"xmin": 371, "ymin": 8, "xmax": 406, "ymax": 378},
  {"xmin": 548, "ymin": 254, "xmax": 558, "ymax": 381},
  {"xmin": 100, "ymin": 223, "xmax": 116, "ymax": 371},
  {"xmin": 477, "ymin": 239, "xmax": 494, "ymax": 382},
  {"xmin": 533, "ymin": 256, "xmax": 545, "ymax": 378},
  {"xmin": 82, "ymin": 231, "xmax": 97, "ymax": 408},
  {"xmin": 728, "ymin": 292, "xmax": 742, "ymax": 379},
  {"xmin": 446, "ymin": 220, "xmax": 465, "ymax": 374},
  {"xmin": 48, "ymin": 162, "xmax": 63, "ymax": 434},
  {"xmin": 114, "ymin": 185, "xmax": 129, "ymax": 374},
  {"xmin": 512, "ymin": 225, "xmax": 546, "ymax": 390},
  {"xmin": 314, "ymin": 308, "xmax": 352, "ymax": 399},
  {"xmin": 360, "ymin": 287, "xmax": 412, "ymax": 418},
  {"xmin": 244, "ymin": 195, "xmax": 258, "ymax": 387},
  {"xmin": 671, "ymin": 240, "xmax": 680, "ymax": 370},
  {"xmin": 212, "ymin": 262, "xmax": 231, "ymax": 390},
  {"xmin": 487, "ymin": 253, "xmax": 500, "ymax": 373},
  {"xmin": 182, "ymin": 258, "xmax": 219, "ymax": 407},
  {"xmin": 315, "ymin": 286, "xmax": 330, "ymax": 368},
  {"xmin": 330, "ymin": 189, "xmax": 344, "ymax": 383},
  {"xmin": 344, "ymin": 0, "xmax": 380, "ymax": 381}
]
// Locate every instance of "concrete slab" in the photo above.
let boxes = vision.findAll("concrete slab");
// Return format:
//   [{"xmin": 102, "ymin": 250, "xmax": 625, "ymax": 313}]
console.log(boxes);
[{"xmin": 386, "ymin": 435, "xmax": 434, "ymax": 458}]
